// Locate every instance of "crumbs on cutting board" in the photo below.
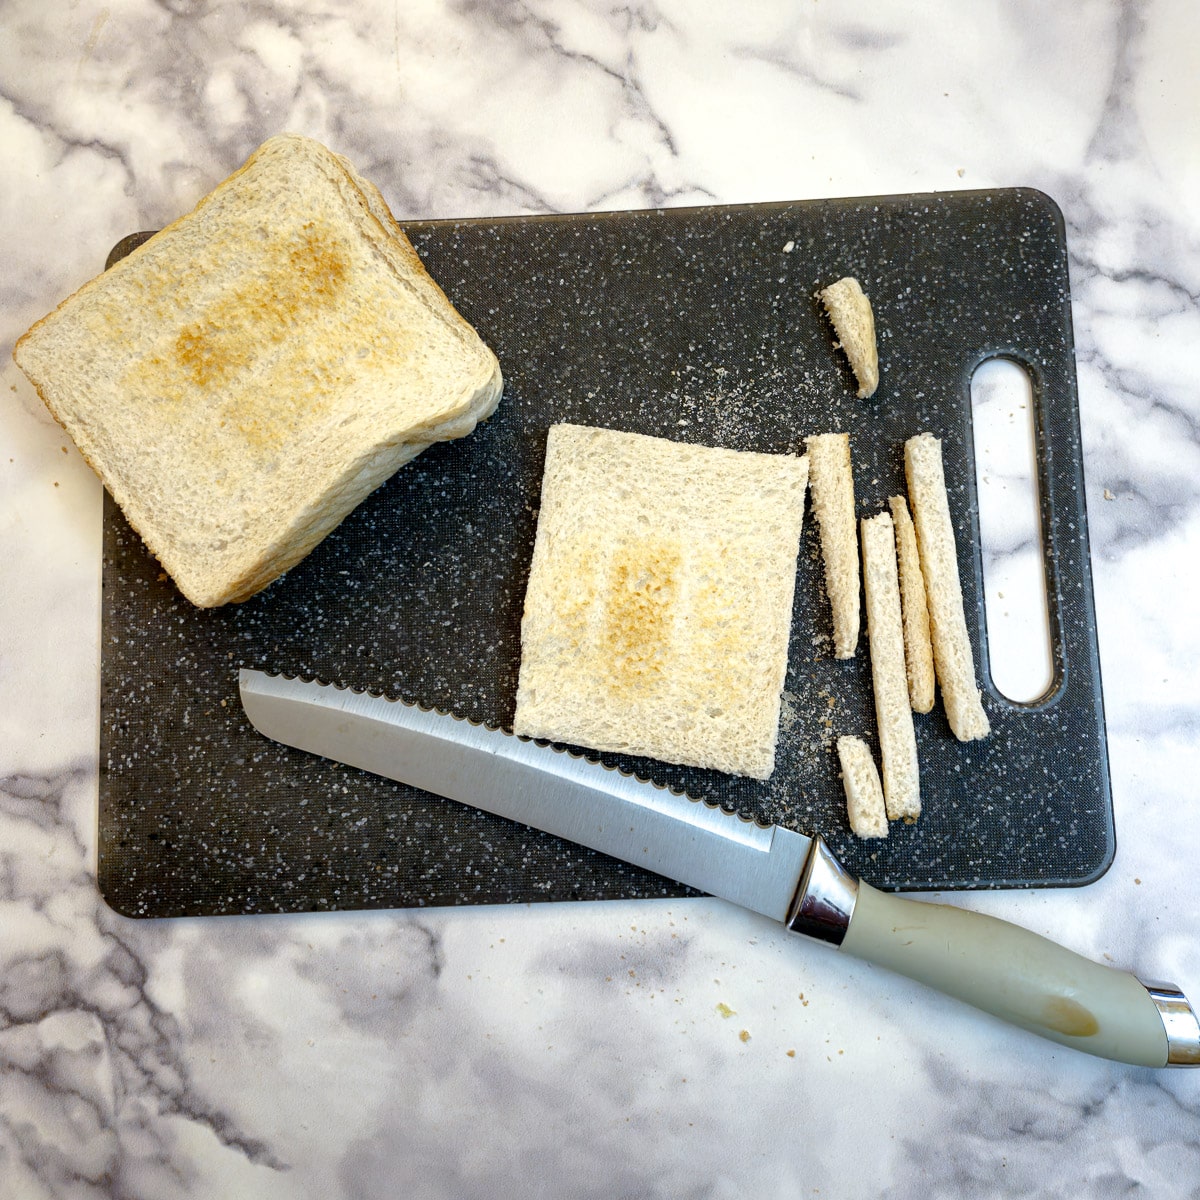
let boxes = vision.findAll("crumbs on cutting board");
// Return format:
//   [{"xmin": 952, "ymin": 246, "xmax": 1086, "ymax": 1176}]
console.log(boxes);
[{"xmin": 665, "ymin": 358, "xmax": 826, "ymax": 451}]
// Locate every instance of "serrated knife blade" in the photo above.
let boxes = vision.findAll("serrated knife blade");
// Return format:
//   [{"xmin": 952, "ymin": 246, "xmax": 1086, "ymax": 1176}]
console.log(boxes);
[
  {"xmin": 238, "ymin": 668, "xmax": 812, "ymax": 922},
  {"xmin": 237, "ymin": 668, "xmax": 1199, "ymax": 1068}
]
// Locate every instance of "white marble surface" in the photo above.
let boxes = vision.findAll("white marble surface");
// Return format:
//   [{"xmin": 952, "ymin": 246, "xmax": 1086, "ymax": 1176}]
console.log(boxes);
[{"xmin": 3, "ymin": 0, "xmax": 1199, "ymax": 1195}]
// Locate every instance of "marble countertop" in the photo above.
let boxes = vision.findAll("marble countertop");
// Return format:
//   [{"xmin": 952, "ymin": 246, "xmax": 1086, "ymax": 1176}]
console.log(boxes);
[{"xmin": 3, "ymin": 1, "xmax": 1198, "ymax": 1195}]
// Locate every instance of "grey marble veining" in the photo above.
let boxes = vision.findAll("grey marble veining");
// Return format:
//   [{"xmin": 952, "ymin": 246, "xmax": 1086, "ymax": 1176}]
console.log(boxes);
[{"xmin": 2, "ymin": 0, "xmax": 1199, "ymax": 1196}]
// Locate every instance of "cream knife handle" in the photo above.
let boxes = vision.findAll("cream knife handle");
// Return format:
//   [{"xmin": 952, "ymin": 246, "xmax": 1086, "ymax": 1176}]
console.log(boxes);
[
  {"xmin": 787, "ymin": 839, "xmax": 1199, "ymax": 1067},
  {"xmin": 842, "ymin": 881, "xmax": 1200, "ymax": 1067}
]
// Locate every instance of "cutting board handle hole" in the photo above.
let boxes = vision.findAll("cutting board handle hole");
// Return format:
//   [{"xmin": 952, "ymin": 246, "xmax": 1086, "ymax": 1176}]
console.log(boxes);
[{"xmin": 970, "ymin": 356, "xmax": 1055, "ymax": 704}]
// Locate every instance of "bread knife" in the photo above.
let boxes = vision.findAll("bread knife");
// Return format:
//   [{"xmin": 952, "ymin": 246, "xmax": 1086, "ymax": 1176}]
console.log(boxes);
[{"xmin": 238, "ymin": 669, "xmax": 1198, "ymax": 1067}]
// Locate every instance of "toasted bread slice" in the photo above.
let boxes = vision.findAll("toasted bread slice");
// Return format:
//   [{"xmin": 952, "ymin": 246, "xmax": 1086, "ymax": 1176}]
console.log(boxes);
[
  {"xmin": 819, "ymin": 276, "xmax": 879, "ymax": 399},
  {"xmin": 836, "ymin": 735, "xmax": 889, "ymax": 839},
  {"xmin": 861, "ymin": 512, "xmax": 921, "ymax": 821},
  {"xmin": 806, "ymin": 432, "xmax": 860, "ymax": 659},
  {"xmin": 904, "ymin": 433, "xmax": 990, "ymax": 741},
  {"xmin": 888, "ymin": 494, "xmax": 936, "ymax": 713},
  {"xmin": 513, "ymin": 424, "xmax": 809, "ymax": 780},
  {"xmin": 13, "ymin": 133, "xmax": 503, "ymax": 606}
]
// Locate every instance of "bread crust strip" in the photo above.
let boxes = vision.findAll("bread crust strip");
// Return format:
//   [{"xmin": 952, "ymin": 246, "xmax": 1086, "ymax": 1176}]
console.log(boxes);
[
  {"xmin": 819, "ymin": 277, "xmax": 879, "ymax": 399},
  {"xmin": 889, "ymin": 494, "xmax": 936, "ymax": 714},
  {"xmin": 861, "ymin": 512, "xmax": 921, "ymax": 822},
  {"xmin": 805, "ymin": 432, "xmax": 859, "ymax": 659},
  {"xmin": 837, "ymin": 735, "xmax": 888, "ymax": 838},
  {"xmin": 904, "ymin": 433, "xmax": 990, "ymax": 742}
]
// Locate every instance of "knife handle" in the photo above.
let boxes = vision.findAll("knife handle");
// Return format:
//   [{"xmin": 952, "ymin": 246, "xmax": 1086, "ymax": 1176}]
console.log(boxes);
[{"xmin": 836, "ymin": 879, "xmax": 1198, "ymax": 1067}]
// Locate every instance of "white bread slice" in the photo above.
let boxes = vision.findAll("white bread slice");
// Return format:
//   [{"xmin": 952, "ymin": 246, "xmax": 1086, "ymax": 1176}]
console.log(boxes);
[
  {"xmin": 513, "ymin": 424, "xmax": 809, "ymax": 780},
  {"xmin": 836, "ymin": 735, "xmax": 888, "ymax": 839},
  {"xmin": 888, "ymin": 494, "xmax": 936, "ymax": 714},
  {"xmin": 13, "ymin": 133, "xmax": 503, "ymax": 606},
  {"xmin": 904, "ymin": 433, "xmax": 991, "ymax": 741},
  {"xmin": 861, "ymin": 512, "xmax": 921, "ymax": 821},
  {"xmin": 819, "ymin": 277, "xmax": 879, "ymax": 399},
  {"xmin": 805, "ymin": 432, "xmax": 859, "ymax": 659}
]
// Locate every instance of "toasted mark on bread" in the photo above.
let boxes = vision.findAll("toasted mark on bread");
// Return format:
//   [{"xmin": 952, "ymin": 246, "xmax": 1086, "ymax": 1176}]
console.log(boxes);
[
  {"xmin": 169, "ymin": 222, "xmax": 351, "ymax": 391},
  {"xmin": 513, "ymin": 424, "xmax": 809, "ymax": 780},
  {"xmin": 13, "ymin": 133, "xmax": 503, "ymax": 607},
  {"xmin": 904, "ymin": 433, "xmax": 990, "ymax": 741},
  {"xmin": 126, "ymin": 222, "xmax": 370, "ymax": 459},
  {"xmin": 603, "ymin": 540, "xmax": 682, "ymax": 693}
]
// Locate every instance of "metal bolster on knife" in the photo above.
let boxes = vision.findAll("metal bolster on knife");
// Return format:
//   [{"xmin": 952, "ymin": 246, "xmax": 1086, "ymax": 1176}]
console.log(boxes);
[{"xmin": 785, "ymin": 835, "xmax": 859, "ymax": 946}]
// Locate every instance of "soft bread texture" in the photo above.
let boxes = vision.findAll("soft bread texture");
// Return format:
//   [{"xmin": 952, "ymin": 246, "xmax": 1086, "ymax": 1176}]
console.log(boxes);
[
  {"xmin": 888, "ymin": 494, "xmax": 936, "ymax": 714},
  {"xmin": 904, "ymin": 433, "xmax": 991, "ymax": 741},
  {"xmin": 513, "ymin": 424, "xmax": 809, "ymax": 780},
  {"xmin": 819, "ymin": 277, "xmax": 879, "ymax": 399},
  {"xmin": 805, "ymin": 432, "xmax": 860, "ymax": 658},
  {"xmin": 836, "ymin": 735, "xmax": 888, "ymax": 839},
  {"xmin": 13, "ymin": 133, "xmax": 503, "ymax": 607},
  {"xmin": 861, "ymin": 512, "xmax": 921, "ymax": 821}
]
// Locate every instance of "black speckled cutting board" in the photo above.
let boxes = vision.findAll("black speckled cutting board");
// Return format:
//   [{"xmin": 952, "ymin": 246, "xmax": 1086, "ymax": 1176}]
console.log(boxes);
[{"xmin": 98, "ymin": 189, "xmax": 1112, "ymax": 918}]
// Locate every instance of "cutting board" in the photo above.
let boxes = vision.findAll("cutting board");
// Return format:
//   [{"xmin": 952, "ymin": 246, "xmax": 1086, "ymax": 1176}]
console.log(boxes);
[{"xmin": 97, "ymin": 188, "xmax": 1113, "ymax": 918}]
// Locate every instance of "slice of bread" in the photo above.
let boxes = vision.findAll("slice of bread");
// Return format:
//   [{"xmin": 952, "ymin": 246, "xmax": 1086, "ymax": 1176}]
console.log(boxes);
[
  {"xmin": 836, "ymin": 735, "xmax": 888, "ymax": 838},
  {"xmin": 819, "ymin": 277, "xmax": 878, "ymax": 399},
  {"xmin": 904, "ymin": 433, "xmax": 991, "ymax": 741},
  {"xmin": 805, "ymin": 432, "xmax": 860, "ymax": 659},
  {"xmin": 513, "ymin": 424, "xmax": 809, "ymax": 780},
  {"xmin": 13, "ymin": 133, "xmax": 503, "ymax": 606},
  {"xmin": 888, "ymin": 494, "xmax": 936, "ymax": 714},
  {"xmin": 861, "ymin": 512, "xmax": 921, "ymax": 821}
]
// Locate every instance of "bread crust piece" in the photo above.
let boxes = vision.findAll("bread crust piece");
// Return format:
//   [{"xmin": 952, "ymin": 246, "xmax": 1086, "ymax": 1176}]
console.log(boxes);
[
  {"xmin": 13, "ymin": 133, "xmax": 502, "ymax": 607},
  {"xmin": 836, "ymin": 735, "xmax": 888, "ymax": 838},
  {"xmin": 513, "ymin": 424, "xmax": 809, "ymax": 780},
  {"xmin": 861, "ymin": 512, "xmax": 921, "ymax": 821},
  {"xmin": 903, "ymin": 433, "xmax": 991, "ymax": 741},
  {"xmin": 888, "ymin": 494, "xmax": 936, "ymax": 713},
  {"xmin": 805, "ymin": 432, "xmax": 859, "ymax": 659},
  {"xmin": 819, "ymin": 277, "xmax": 879, "ymax": 399}
]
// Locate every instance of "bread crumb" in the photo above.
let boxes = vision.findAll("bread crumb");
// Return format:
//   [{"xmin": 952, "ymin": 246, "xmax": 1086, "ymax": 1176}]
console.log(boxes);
[
  {"xmin": 715, "ymin": 1002, "xmax": 736, "ymax": 1018},
  {"xmin": 786, "ymin": 1049, "xmax": 796, "ymax": 1058},
  {"xmin": 1103, "ymin": 488, "xmax": 1115, "ymax": 500},
  {"xmin": 739, "ymin": 1029, "xmax": 751, "ymax": 1043}
]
